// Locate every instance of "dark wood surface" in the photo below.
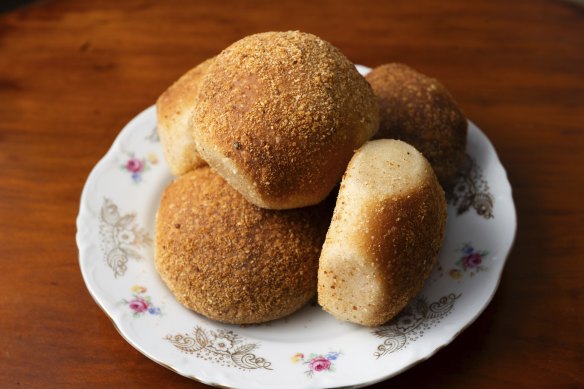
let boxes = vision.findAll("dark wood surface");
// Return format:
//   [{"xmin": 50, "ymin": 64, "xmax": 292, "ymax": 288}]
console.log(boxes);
[{"xmin": 1, "ymin": 0, "xmax": 582, "ymax": 387}]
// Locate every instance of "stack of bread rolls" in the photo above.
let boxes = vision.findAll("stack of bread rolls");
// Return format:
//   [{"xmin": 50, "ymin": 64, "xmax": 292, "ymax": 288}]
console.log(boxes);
[{"xmin": 155, "ymin": 31, "xmax": 467, "ymax": 326}]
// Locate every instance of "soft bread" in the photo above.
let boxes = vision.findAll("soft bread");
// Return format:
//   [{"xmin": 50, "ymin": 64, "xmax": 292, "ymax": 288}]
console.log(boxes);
[
  {"xmin": 191, "ymin": 31, "xmax": 379, "ymax": 209},
  {"xmin": 155, "ymin": 167, "xmax": 332, "ymax": 324},
  {"xmin": 156, "ymin": 58, "xmax": 213, "ymax": 175},
  {"xmin": 366, "ymin": 63, "xmax": 467, "ymax": 188},
  {"xmin": 318, "ymin": 139, "xmax": 447, "ymax": 326}
]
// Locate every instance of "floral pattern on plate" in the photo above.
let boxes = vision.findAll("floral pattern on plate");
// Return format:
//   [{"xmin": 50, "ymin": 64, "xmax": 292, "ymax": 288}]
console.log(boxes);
[
  {"xmin": 165, "ymin": 326, "xmax": 272, "ymax": 371},
  {"xmin": 292, "ymin": 351, "xmax": 341, "ymax": 377},
  {"xmin": 372, "ymin": 293, "xmax": 461, "ymax": 358},
  {"xmin": 121, "ymin": 152, "xmax": 158, "ymax": 183},
  {"xmin": 449, "ymin": 243, "xmax": 489, "ymax": 279},
  {"xmin": 145, "ymin": 126, "xmax": 159, "ymax": 142},
  {"xmin": 121, "ymin": 285, "xmax": 161, "ymax": 317},
  {"xmin": 99, "ymin": 198, "xmax": 151, "ymax": 277},
  {"xmin": 448, "ymin": 154, "xmax": 494, "ymax": 219}
]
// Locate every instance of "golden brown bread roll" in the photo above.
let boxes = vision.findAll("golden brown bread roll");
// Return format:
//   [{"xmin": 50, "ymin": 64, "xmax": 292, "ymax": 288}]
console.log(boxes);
[
  {"xmin": 155, "ymin": 167, "xmax": 333, "ymax": 324},
  {"xmin": 156, "ymin": 58, "xmax": 213, "ymax": 176},
  {"xmin": 318, "ymin": 139, "xmax": 447, "ymax": 326},
  {"xmin": 191, "ymin": 31, "xmax": 379, "ymax": 210},
  {"xmin": 365, "ymin": 63, "xmax": 467, "ymax": 188}
]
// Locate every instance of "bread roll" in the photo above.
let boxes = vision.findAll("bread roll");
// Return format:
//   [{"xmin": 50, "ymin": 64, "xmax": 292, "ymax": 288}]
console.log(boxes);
[
  {"xmin": 318, "ymin": 139, "xmax": 447, "ymax": 326},
  {"xmin": 156, "ymin": 58, "xmax": 213, "ymax": 175},
  {"xmin": 192, "ymin": 31, "xmax": 379, "ymax": 209},
  {"xmin": 155, "ymin": 167, "xmax": 332, "ymax": 324},
  {"xmin": 366, "ymin": 63, "xmax": 467, "ymax": 188}
]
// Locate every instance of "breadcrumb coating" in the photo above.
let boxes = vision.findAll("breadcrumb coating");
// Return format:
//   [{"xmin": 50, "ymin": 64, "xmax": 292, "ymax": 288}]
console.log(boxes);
[
  {"xmin": 155, "ymin": 167, "xmax": 333, "ymax": 324},
  {"xmin": 192, "ymin": 31, "xmax": 379, "ymax": 209},
  {"xmin": 366, "ymin": 63, "xmax": 467, "ymax": 188}
]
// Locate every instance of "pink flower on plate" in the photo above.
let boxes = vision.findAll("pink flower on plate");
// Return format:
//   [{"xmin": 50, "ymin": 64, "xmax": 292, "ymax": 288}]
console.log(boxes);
[
  {"xmin": 308, "ymin": 357, "xmax": 331, "ymax": 372},
  {"xmin": 129, "ymin": 297, "xmax": 149, "ymax": 313},
  {"xmin": 126, "ymin": 158, "xmax": 144, "ymax": 173},
  {"xmin": 122, "ymin": 287, "xmax": 162, "ymax": 317},
  {"xmin": 462, "ymin": 252, "xmax": 482, "ymax": 269},
  {"xmin": 293, "ymin": 350, "xmax": 341, "ymax": 377},
  {"xmin": 451, "ymin": 243, "xmax": 489, "ymax": 279}
]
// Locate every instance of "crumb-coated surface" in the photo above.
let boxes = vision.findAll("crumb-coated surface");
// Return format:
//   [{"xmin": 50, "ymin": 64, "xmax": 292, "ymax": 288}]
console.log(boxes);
[
  {"xmin": 156, "ymin": 58, "xmax": 214, "ymax": 176},
  {"xmin": 318, "ymin": 140, "xmax": 447, "ymax": 326},
  {"xmin": 192, "ymin": 31, "xmax": 379, "ymax": 209},
  {"xmin": 366, "ymin": 63, "xmax": 467, "ymax": 188},
  {"xmin": 155, "ymin": 167, "xmax": 333, "ymax": 324}
]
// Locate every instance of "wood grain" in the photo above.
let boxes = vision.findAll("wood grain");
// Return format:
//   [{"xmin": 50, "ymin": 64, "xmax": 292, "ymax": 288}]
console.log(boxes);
[{"xmin": 0, "ymin": 0, "xmax": 582, "ymax": 387}]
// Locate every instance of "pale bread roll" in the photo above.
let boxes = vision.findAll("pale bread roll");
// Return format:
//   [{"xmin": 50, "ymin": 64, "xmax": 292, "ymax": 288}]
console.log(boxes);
[
  {"xmin": 156, "ymin": 58, "xmax": 213, "ymax": 175},
  {"xmin": 318, "ymin": 139, "xmax": 447, "ymax": 326},
  {"xmin": 192, "ymin": 31, "xmax": 379, "ymax": 210}
]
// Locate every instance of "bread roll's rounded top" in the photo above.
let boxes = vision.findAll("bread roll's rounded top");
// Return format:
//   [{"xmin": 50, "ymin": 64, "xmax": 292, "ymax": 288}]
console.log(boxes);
[
  {"xmin": 366, "ymin": 63, "xmax": 467, "ymax": 188},
  {"xmin": 192, "ymin": 31, "xmax": 379, "ymax": 209}
]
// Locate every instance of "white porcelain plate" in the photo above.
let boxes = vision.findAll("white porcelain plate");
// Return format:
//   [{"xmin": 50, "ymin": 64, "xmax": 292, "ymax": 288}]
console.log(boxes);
[{"xmin": 77, "ymin": 66, "xmax": 516, "ymax": 389}]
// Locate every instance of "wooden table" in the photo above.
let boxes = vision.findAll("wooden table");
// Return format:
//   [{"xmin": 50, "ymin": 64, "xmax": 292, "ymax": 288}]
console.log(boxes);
[{"xmin": 1, "ymin": 0, "xmax": 582, "ymax": 387}]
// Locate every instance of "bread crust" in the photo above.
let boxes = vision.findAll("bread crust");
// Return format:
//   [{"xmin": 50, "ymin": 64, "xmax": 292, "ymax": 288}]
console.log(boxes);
[
  {"xmin": 192, "ymin": 31, "xmax": 379, "ymax": 209},
  {"xmin": 156, "ymin": 58, "xmax": 214, "ymax": 175},
  {"xmin": 318, "ymin": 139, "xmax": 447, "ymax": 326},
  {"xmin": 155, "ymin": 167, "xmax": 333, "ymax": 324},
  {"xmin": 366, "ymin": 63, "xmax": 467, "ymax": 188}
]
